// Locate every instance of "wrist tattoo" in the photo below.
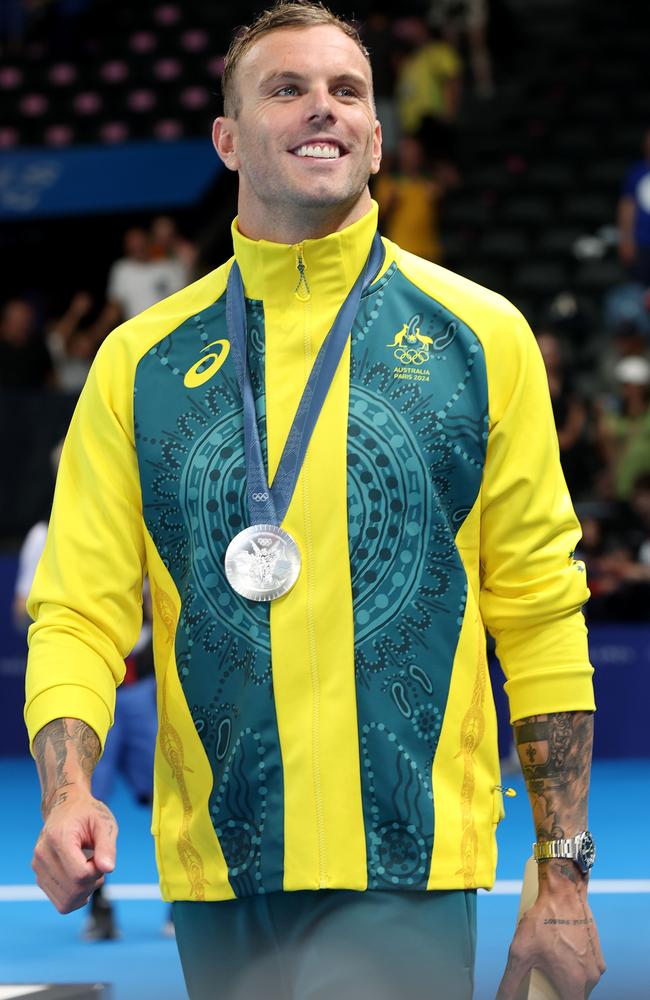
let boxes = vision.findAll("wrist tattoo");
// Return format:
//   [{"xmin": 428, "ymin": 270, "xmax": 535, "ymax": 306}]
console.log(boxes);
[
  {"xmin": 33, "ymin": 719, "xmax": 100, "ymax": 816},
  {"xmin": 513, "ymin": 711, "xmax": 592, "ymax": 845}
]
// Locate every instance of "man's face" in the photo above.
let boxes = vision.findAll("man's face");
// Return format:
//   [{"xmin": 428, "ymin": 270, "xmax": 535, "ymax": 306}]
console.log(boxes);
[
  {"xmin": 214, "ymin": 25, "xmax": 382, "ymax": 226},
  {"xmin": 1, "ymin": 300, "xmax": 34, "ymax": 345},
  {"xmin": 124, "ymin": 228, "xmax": 150, "ymax": 261}
]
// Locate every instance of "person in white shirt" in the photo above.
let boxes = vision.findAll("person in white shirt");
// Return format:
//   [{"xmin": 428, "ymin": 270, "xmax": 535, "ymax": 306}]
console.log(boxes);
[{"xmin": 104, "ymin": 226, "xmax": 187, "ymax": 325}]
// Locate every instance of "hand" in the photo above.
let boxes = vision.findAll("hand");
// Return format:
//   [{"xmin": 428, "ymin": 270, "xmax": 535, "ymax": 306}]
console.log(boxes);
[
  {"xmin": 32, "ymin": 787, "xmax": 117, "ymax": 914},
  {"xmin": 497, "ymin": 888, "xmax": 606, "ymax": 1000},
  {"xmin": 69, "ymin": 291, "xmax": 93, "ymax": 318}
]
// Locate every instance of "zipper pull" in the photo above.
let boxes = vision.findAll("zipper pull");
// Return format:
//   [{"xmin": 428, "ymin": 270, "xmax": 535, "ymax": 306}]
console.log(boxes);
[
  {"xmin": 294, "ymin": 246, "xmax": 311, "ymax": 301},
  {"xmin": 494, "ymin": 785, "xmax": 517, "ymax": 798}
]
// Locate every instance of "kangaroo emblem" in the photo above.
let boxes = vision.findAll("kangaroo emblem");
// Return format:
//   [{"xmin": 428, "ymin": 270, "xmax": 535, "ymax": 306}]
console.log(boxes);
[
  {"xmin": 388, "ymin": 314, "xmax": 431, "ymax": 366},
  {"xmin": 387, "ymin": 322, "xmax": 409, "ymax": 348}
]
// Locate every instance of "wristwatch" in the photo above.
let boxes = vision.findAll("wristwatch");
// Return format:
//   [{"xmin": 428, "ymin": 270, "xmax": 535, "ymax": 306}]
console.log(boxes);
[{"xmin": 533, "ymin": 830, "xmax": 596, "ymax": 874}]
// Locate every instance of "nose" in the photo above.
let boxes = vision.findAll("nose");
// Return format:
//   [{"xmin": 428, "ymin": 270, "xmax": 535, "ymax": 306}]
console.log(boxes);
[{"xmin": 304, "ymin": 83, "xmax": 337, "ymax": 125}]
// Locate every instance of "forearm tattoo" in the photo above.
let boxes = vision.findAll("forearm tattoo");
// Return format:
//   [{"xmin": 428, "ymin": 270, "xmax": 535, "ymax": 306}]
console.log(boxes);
[
  {"xmin": 514, "ymin": 712, "xmax": 599, "ymax": 962},
  {"xmin": 33, "ymin": 719, "xmax": 100, "ymax": 817},
  {"xmin": 513, "ymin": 711, "xmax": 593, "ymax": 844}
]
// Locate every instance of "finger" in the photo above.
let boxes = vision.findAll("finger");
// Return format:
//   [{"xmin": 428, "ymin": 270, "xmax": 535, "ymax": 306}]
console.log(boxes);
[
  {"xmin": 35, "ymin": 859, "xmax": 103, "ymax": 913},
  {"xmin": 49, "ymin": 805, "xmax": 117, "ymax": 879},
  {"xmin": 89, "ymin": 810, "xmax": 117, "ymax": 874},
  {"xmin": 33, "ymin": 844, "xmax": 105, "ymax": 913},
  {"xmin": 48, "ymin": 832, "xmax": 101, "ymax": 883}
]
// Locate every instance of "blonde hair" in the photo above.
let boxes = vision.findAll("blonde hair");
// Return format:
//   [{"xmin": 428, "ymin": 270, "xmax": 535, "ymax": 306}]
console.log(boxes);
[{"xmin": 222, "ymin": 1, "xmax": 371, "ymax": 117}]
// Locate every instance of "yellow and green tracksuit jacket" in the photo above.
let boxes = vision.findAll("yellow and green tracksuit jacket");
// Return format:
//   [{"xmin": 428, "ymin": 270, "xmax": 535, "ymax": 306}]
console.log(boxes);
[{"xmin": 25, "ymin": 203, "xmax": 594, "ymax": 902}]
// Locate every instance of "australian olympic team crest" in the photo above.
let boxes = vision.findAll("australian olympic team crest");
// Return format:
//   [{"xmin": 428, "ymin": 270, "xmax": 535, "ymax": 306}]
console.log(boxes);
[{"xmin": 386, "ymin": 313, "xmax": 458, "ymax": 383}]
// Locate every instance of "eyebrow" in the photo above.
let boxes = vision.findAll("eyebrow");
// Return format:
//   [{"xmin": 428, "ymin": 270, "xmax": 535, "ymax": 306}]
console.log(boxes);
[{"xmin": 259, "ymin": 70, "xmax": 369, "ymax": 93}]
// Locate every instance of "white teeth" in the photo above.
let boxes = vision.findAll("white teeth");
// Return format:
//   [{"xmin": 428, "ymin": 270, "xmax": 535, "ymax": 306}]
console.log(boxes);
[{"xmin": 293, "ymin": 143, "xmax": 341, "ymax": 158}]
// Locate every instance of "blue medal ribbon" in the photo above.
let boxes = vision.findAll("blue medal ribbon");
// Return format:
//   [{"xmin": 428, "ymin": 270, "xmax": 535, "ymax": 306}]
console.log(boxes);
[{"xmin": 226, "ymin": 231, "xmax": 385, "ymax": 528}]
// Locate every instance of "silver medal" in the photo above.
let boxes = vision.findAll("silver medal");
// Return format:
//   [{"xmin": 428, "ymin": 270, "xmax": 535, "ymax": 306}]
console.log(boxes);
[{"xmin": 224, "ymin": 524, "xmax": 301, "ymax": 601}]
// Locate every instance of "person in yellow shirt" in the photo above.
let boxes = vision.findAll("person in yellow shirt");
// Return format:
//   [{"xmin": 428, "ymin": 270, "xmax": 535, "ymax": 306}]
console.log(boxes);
[
  {"xmin": 374, "ymin": 134, "xmax": 443, "ymax": 262},
  {"xmin": 395, "ymin": 20, "xmax": 462, "ymax": 135},
  {"xmin": 26, "ymin": 4, "xmax": 604, "ymax": 999}
]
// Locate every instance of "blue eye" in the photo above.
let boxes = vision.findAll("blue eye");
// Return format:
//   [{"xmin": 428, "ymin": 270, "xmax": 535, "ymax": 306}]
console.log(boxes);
[{"xmin": 276, "ymin": 85, "xmax": 298, "ymax": 97}]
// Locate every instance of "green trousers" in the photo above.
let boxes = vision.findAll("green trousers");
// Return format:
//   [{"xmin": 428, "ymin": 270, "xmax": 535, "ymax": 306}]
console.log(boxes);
[{"xmin": 173, "ymin": 888, "xmax": 476, "ymax": 999}]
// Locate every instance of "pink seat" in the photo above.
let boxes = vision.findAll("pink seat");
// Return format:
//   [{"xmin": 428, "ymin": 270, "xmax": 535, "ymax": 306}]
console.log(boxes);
[
  {"xmin": 0, "ymin": 127, "xmax": 19, "ymax": 149},
  {"xmin": 179, "ymin": 86, "xmax": 209, "ymax": 110},
  {"xmin": 100, "ymin": 121, "xmax": 130, "ymax": 144},
  {"xmin": 180, "ymin": 28, "xmax": 208, "ymax": 52},
  {"xmin": 49, "ymin": 63, "xmax": 77, "ymax": 86},
  {"xmin": 73, "ymin": 92, "xmax": 103, "ymax": 115},
  {"xmin": 129, "ymin": 30, "xmax": 157, "ymax": 53},
  {"xmin": 100, "ymin": 60, "xmax": 129, "ymax": 84},
  {"xmin": 0, "ymin": 67, "xmax": 24, "ymax": 89},
  {"xmin": 127, "ymin": 88, "xmax": 157, "ymax": 112},
  {"xmin": 44, "ymin": 124, "xmax": 75, "ymax": 147},
  {"xmin": 153, "ymin": 57, "xmax": 181, "ymax": 81},
  {"xmin": 154, "ymin": 118, "xmax": 184, "ymax": 141},
  {"xmin": 154, "ymin": 4, "xmax": 181, "ymax": 26},
  {"xmin": 20, "ymin": 94, "xmax": 49, "ymax": 117},
  {"xmin": 206, "ymin": 56, "xmax": 225, "ymax": 79}
]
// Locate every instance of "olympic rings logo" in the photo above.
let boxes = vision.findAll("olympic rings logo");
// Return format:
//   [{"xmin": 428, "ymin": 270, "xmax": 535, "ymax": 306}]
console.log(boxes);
[
  {"xmin": 394, "ymin": 347, "xmax": 430, "ymax": 365},
  {"xmin": 251, "ymin": 492, "xmax": 269, "ymax": 502}
]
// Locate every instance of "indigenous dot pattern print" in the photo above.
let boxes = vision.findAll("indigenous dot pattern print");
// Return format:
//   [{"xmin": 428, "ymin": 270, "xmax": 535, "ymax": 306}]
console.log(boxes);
[{"xmin": 134, "ymin": 268, "xmax": 488, "ymax": 896}]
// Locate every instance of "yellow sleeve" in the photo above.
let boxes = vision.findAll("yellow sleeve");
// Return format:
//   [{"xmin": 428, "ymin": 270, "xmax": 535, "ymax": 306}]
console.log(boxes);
[
  {"xmin": 25, "ymin": 330, "xmax": 146, "ymax": 751},
  {"xmin": 478, "ymin": 309, "xmax": 595, "ymax": 722}
]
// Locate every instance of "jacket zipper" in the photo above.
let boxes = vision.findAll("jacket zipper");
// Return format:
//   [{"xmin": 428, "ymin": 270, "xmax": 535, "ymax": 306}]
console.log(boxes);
[
  {"xmin": 294, "ymin": 245, "xmax": 311, "ymax": 301},
  {"xmin": 295, "ymin": 245, "xmax": 326, "ymax": 884}
]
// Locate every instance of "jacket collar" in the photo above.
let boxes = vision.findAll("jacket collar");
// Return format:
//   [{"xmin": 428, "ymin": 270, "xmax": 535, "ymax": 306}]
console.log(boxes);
[{"xmin": 231, "ymin": 202, "xmax": 380, "ymax": 307}]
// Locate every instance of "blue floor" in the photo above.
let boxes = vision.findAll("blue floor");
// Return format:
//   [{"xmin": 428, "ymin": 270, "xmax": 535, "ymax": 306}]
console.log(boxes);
[{"xmin": 2, "ymin": 757, "xmax": 649, "ymax": 998}]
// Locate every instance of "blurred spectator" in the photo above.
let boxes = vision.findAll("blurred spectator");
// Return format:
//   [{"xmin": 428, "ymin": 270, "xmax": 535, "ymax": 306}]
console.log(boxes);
[
  {"xmin": 0, "ymin": 298, "xmax": 53, "ymax": 390},
  {"xmin": 580, "ymin": 474, "xmax": 650, "ymax": 622},
  {"xmin": 149, "ymin": 215, "xmax": 197, "ymax": 282},
  {"xmin": 13, "ymin": 521, "xmax": 49, "ymax": 631},
  {"xmin": 618, "ymin": 127, "xmax": 650, "ymax": 284},
  {"xmin": 47, "ymin": 291, "xmax": 103, "ymax": 393},
  {"xmin": 596, "ymin": 355, "xmax": 650, "ymax": 501},
  {"xmin": 361, "ymin": 7, "xmax": 399, "ymax": 160},
  {"xmin": 429, "ymin": 0, "xmax": 494, "ymax": 98},
  {"xmin": 99, "ymin": 226, "xmax": 187, "ymax": 331},
  {"xmin": 596, "ymin": 318, "xmax": 650, "ymax": 397},
  {"xmin": 374, "ymin": 135, "xmax": 443, "ymax": 262},
  {"xmin": 394, "ymin": 17, "xmax": 462, "ymax": 170},
  {"xmin": 625, "ymin": 471, "xmax": 650, "ymax": 570},
  {"xmin": 12, "ymin": 438, "xmax": 63, "ymax": 631},
  {"xmin": 536, "ymin": 331, "xmax": 596, "ymax": 499}
]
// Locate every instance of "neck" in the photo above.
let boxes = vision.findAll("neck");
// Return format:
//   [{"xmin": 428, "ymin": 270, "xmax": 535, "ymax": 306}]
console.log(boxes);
[{"xmin": 236, "ymin": 189, "xmax": 373, "ymax": 244}]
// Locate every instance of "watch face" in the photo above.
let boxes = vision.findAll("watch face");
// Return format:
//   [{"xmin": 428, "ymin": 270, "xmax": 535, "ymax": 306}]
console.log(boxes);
[{"xmin": 577, "ymin": 830, "xmax": 596, "ymax": 871}]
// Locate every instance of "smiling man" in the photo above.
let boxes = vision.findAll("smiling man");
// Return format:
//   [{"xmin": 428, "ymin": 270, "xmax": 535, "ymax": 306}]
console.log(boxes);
[{"xmin": 26, "ymin": 3, "xmax": 605, "ymax": 999}]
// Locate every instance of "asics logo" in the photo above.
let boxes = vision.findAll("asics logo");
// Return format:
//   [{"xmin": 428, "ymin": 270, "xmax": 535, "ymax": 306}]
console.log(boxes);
[
  {"xmin": 252, "ymin": 492, "xmax": 269, "ymax": 502},
  {"xmin": 184, "ymin": 338, "xmax": 230, "ymax": 388}
]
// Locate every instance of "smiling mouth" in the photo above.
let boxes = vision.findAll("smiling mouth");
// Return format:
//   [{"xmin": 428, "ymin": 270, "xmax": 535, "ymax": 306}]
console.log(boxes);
[{"xmin": 290, "ymin": 141, "xmax": 347, "ymax": 159}]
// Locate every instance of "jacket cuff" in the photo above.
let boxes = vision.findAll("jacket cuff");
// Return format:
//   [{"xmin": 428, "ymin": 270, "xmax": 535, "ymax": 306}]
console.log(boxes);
[{"xmin": 25, "ymin": 684, "xmax": 113, "ymax": 754}]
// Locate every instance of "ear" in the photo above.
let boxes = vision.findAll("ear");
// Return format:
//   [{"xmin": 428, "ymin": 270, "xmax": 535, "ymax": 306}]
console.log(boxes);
[
  {"xmin": 212, "ymin": 117, "xmax": 240, "ymax": 172},
  {"xmin": 369, "ymin": 118, "xmax": 382, "ymax": 176}
]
